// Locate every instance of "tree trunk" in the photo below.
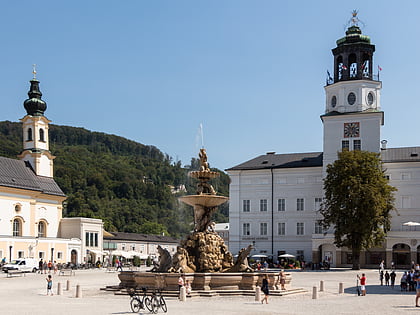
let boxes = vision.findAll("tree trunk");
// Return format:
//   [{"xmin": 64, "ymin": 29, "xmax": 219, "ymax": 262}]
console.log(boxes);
[{"xmin": 352, "ymin": 248, "xmax": 361, "ymax": 270}]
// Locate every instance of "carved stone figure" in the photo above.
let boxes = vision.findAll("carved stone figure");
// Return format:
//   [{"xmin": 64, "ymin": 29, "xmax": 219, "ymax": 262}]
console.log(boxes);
[
  {"xmin": 151, "ymin": 245, "xmax": 172, "ymax": 272},
  {"xmin": 169, "ymin": 246, "xmax": 196, "ymax": 273},
  {"xmin": 199, "ymin": 148, "xmax": 210, "ymax": 171},
  {"xmin": 224, "ymin": 245, "xmax": 254, "ymax": 273}
]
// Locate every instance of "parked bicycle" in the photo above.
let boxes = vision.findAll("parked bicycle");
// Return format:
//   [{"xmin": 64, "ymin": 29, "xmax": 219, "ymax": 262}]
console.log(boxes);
[
  {"xmin": 149, "ymin": 288, "xmax": 167, "ymax": 313},
  {"xmin": 128, "ymin": 287, "xmax": 153, "ymax": 313}
]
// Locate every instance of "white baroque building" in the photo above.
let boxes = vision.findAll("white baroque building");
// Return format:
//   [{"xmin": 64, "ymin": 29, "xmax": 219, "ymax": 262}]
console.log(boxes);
[{"xmin": 227, "ymin": 22, "xmax": 420, "ymax": 269}]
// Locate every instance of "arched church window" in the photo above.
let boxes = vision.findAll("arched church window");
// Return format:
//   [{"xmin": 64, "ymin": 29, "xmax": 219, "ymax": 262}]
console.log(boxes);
[
  {"xmin": 349, "ymin": 54, "xmax": 357, "ymax": 78},
  {"xmin": 38, "ymin": 221, "xmax": 47, "ymax": 237},
  {"xmin": 13, "ymin": 218, "xmax": 22, "ymax": 236},
  {"xmin": 27, "ymin": 128, "xmax": 33, "ymax": 141},
  {"xmin": 39, "ymin": 128, "xmax": 45, "ymax": 142},
  {"xmin": 337, "ymin": 56, "xmax": 343, "ymax": 80}
]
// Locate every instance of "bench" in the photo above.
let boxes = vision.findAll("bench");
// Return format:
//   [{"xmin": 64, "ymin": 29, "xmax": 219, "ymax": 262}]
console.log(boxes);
[
  {"xmin": 59, "ymin": 269, "xmax": 75, "ymax": 276},
  {"xmin": 7, "ymin": 270, "xmax": 25, "ymax": 277}
]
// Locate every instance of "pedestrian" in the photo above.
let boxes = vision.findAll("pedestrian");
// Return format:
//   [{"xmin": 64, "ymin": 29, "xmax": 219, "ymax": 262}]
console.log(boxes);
[
  {"xmin": 38, "ymin": 259, "xmax": 43, "ymax": 274},
  {"xmin": 357, "ymin": 273, "xmax": 366, "ymax": 296},
  {"xmin": 46, "ymin": 275, "xmax": 53, "ymax": 296},
  {"xmin": 261, "ymin": 274, "xmax": 270, "ymax": 304},
  {"xmin": 379, "ymin": 260, "xmax": 385, "ymax": 273},
  {"xmin": 379, "ymin": 270, "xmax": 384, "ymax": 285},
  {"xmin": 263, "ymin": 261, "xmax": 268, "ymax": 271},
  {"xmin": 185, "ymin": 279, "xmax": 191, "ymax": 296},
  {"xmin": 279, "ymin": 269, "xmax": 286, "ymax": 290},
  {"xmin": 390, "ymin": 270, "xmax": 396, "ymax": 288},
  {"xmin": 47, "ymin": 260, "xmax": 52, "ymax": 273},
  {"xmin": 415, "ymin": 272, "xmax": 420, "ymax": 307},
  {"xmin": 401, "ymin": 272, "xmax": 408, "ymax": 291},
  {"xmin": 178, "ymin": 274, "xmax": 185, "ymax": 298},
  {"xmin": 43, "ymin": 261, "xmax": 47, "ymax": 274},
  {"xmin": 385, "ymin": 270, "xmax": 390, "ymax": 286},
  {"xmin": 391, "ymin": 261, "xmax": 395, "ymax": 270}
]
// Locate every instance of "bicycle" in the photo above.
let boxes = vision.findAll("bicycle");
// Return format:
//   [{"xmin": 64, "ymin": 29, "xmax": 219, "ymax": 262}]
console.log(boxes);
[
  {"xmin": 128, "ymin": 287, "xmax": 153, "ymax": 313},
  {"xmin": 149, "ymin": 288, "xmax": 167, "ymax": 313}
]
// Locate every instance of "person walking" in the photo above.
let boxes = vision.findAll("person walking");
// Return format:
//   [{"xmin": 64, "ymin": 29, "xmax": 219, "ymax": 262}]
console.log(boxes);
[
  {"xmin": 46, "ymin": 275, "xmax": 53, "ymax": 296},
  {"xmin": 385, "ymin": 270, "xmax": 390, "ymax": 286},
  {"xmin": 357, "ymin": 273, "xmax": 366, "ymax": 296},
  {"xmin": 379, "ymin": 270, "xmax": 384, "ymax": 286},
  {"xmin": 178, "ymin": 274, "xmax": 185, "ymax": 299},
  {"xmin": 390, "ymin": 270, "xmax": 396, "ymax": 288},
  {"xmin": 279, "ymin": 270, "xmax": 286, "ymax": 290},
  {"xmin": 415, "ymin": 272, "xmax": 420, "ymax": 307},
  {"xmin": 261, "ymin": 274, "xmax": 270, "ymax": 304},
  {"xmin": 38, "ymin": 259, "xmax": 43, "ymax": 274}
]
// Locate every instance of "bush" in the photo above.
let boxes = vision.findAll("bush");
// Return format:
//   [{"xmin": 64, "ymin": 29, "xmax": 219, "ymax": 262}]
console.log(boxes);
[
  {"xmin": 146, "ymin": 256, "xmax": 152, "ymax": 267},
  {"xmin": 133, "ymin": 256, "xmax": 141, "ymax": 267}
]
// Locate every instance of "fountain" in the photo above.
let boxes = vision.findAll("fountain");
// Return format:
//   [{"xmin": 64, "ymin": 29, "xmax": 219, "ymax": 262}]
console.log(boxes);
[{"xmin": 117, "ymin": 149, "xmax": 290, "ymax": 293}]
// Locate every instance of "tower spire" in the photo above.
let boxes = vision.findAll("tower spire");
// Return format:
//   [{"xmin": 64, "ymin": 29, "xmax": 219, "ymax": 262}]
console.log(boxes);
[{"xmin": 23, "ymin": 66, "xmax": 47, "ymax": 116}]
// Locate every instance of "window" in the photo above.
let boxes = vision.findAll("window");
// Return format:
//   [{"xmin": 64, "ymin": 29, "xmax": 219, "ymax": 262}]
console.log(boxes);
[
  {"xmin": 13, "ymin": 218, "xmax": 21, "ymax": 236},
  {"xmin": 278, "ymin": 222, "xmax": 285, "ymax": 235},
  {"xmin": 39, "ymin": 252, "xmax": 45, "ymax": 259},
  {"xmin": 39, "ymin": 128, "xmax": 45, "ymax": 142},
  {"xmin": 314, "ymin": 198, "xmax": 322, "ymax": 211},
  {"xmin": 122, "ymin": 244, "xmax": 126, "ymax": 251},
  {"xmin": 314, "ymin": 222, "xmax": 323, "ymax": 234},
  {"xmin": 401, "ymin": 173, "xmax": 411, "ymax": 180},
  {"xmin": 278, "ymin": 199, "xmax": 285, "ymax": 211},
  {"xmin": 38, "ymin": 221, "xmax": 46, "ymax": 237},
  {"xmin": 14, "ymin": 204, "xmax": 21, "ymax": 212},
  {"xmin": 297, "ymin": 198, "xmax": 304, "ymax": 211},
  {"xmin": 57, "ymin": 252, "xmax": 63, "ymax": 259},
  {"xmin": 353, "ymin": 139, "xmax": 361, "ymax": 151},
  {"xmin": 260, "ymin": 223, "xmax": 268, "ymax": 236},
  {"xmin": 243, "ymin": 200, "xmax": 250, "ymax": 212},
  {"xmin": 297, "ymin": 222, "xmax": 304, "ymax": 235},
  {"xmin": 260, "ymin": 199, "xmax": 267, "ymax": 212},
  {"xmin": 85, "ymin": 232, "xmax": 99, "ymax": 247},
  {"xmin": 402, "ymin": 196, "xmax": 411, "ymax": 209},
  {"xmin": 131, "ymin": 245, "xmax": 136, "ymax": 251},
  {"xmin": 27, "ymin": 128, "xmax": 33, "ymax": 141},
  {"xmin": 243, "ymin": 223, "xmax": 250, "ymax": 236},
  {"xmin": 18, "ymin": 251, "xmax": 24, "ymax": 258},
  {"xmin": 296, "ymin": 250, "xmax": 304, "ymax": 261},
  {"xmin": 342, "ymin": 140, "xmax": 350, "ymax": 150}
]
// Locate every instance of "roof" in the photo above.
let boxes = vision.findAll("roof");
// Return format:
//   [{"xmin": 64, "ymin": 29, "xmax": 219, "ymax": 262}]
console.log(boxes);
[
  {"xmin": 104, "ymin": 231, "xmax": 179, "ymax": 244},
  {"xmin": 381, "ymin": 146, "xmax": 420, "ymax": 163},
  {"xmin": 226, "ymin": 152, "xmax": 323, "ymax": 171},
  {"xmin": 227, "ymin": 147, "xmax": 420, "ymax": 171},
  {"xmin": 0, "ymin": 156, "xmax": 65, "ymax": 197}
]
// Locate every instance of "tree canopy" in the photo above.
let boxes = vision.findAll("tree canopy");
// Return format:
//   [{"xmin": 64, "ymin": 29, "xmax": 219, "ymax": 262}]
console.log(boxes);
[{"xmin": 319, "ymin": 150, "xmax": 396, "ymax": 269}]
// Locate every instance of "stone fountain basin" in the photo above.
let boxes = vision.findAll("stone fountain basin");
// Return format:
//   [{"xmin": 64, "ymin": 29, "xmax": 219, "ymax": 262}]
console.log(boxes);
[
  {"xmin": 118, "ymin": 271, "xmax": 291, "ymax": 291},
  {"xmin": 179, "ymin": 195, "xmax": 228, "ymax": 207}
]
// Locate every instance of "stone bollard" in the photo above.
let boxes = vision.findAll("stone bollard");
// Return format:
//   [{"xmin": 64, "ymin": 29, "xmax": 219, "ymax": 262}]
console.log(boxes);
[
  {"xmin": 57, "ymin": 282, "xmax": 63, "ymax": 296},
  {"xmin": 255, "ymin": 286, "xmax": 261, "ymax": 302},
  {"xmin": 179, "ymin": 286, "xmax": 186, "ymax": 302},
  {"xmin": 339, "ymin": 282, "xmax": 344, "ymax": 294},
  {"xmin": 75, "ymin": 284, "xmax": 82, "ymax": 298},
  {"xmin": 312, "ymin": 286, "xmax": 318, "ymax": 299},
  {"xmin": 319, "ymin": 280, "xmax": 324, "ymax": 292},
  {"xmin": 66, "ymin": 280, "xmax": 70, "ymax": 291}
]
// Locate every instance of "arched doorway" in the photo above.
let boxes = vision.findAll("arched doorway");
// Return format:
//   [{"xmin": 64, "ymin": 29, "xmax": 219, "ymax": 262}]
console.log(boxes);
[
  {"xmin": 392, "ymin": 243, "xmax": 410, "ymax": 268},
  {"xmin": 71, "ymin": 250, "xmax": 77, "ymax": 265}
]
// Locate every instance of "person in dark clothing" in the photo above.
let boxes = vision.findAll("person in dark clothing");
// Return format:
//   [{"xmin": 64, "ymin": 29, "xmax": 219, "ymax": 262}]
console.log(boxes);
[
  {"xmin": 385, "ymin": 271, "xmax": 390, "ymax": 286},
  {"xmin": 261, "ymin": 274, "xmax": 270, "ymax": 304},
  {"xmin": 390, "ymin": 270, "xmax": 396, "ymax": 288}
]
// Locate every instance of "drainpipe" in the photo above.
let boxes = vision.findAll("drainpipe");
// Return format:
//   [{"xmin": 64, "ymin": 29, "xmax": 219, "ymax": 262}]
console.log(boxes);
[{"xmin": 271, "ymin": 168, "xmax": 274, "ymax": 259}]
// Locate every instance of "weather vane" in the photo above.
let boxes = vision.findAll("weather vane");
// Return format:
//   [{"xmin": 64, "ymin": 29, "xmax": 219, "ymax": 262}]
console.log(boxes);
[
  {"xmin": 32, "ymin": 64, "xmax": 37, "ymax": 79},
  {"xmin": 345, "ymin": 10, "xmax": 365, "ymax": 29}
]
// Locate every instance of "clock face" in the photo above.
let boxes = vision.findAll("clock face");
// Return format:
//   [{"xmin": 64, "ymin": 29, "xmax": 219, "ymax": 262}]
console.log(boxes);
[
  {"xmin": 347, "ymin": 92, "xmax": 356, "ymax": 105},
  {"xmin": 367, "ymin": 92, "xmax": 374, "ymax": 106},
  {"xmin": 331, "ymin": 96, "xmax": 337, "ymax": 108},
  {"xmin": 344, "ymin": 122, "xmax": 360, "ymax": 138}
]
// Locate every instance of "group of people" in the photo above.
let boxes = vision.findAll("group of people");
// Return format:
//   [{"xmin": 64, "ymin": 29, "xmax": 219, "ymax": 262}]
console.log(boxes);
[
  {"xmin": 38, "ymin": 259, "xmax": 58, "ymax": 274},
  {"xmin": 177, "ymin": 274, "xmax": 192, "ymax": 297}
]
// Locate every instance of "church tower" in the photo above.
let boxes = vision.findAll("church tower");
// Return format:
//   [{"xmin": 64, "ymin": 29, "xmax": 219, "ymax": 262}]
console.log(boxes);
[
  {"xmin": 321, "ymin": 12, "xmax": 383, "ymax": 171},
  {"xmin": 18, "ymin": 69, "xmax": 55, "ymax": 177}
]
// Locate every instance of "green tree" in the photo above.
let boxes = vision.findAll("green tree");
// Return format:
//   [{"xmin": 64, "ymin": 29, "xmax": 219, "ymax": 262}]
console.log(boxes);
[{"xmin": 319, "ymin": 150, "xmax": 396, "ymax": 270}]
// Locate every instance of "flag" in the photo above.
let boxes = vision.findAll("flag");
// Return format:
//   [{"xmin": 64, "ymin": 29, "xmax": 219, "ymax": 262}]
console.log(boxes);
[
  {"xmin": 327, "ymin": 70, "xmax": 332, "ymax": 81},
  {"xmin": 341, "ymin": 65, "xmax": 348, "ymax": 70},
  {"xmin": 361, "ymin": 60, "xmax": 367, "ymax": 70},
  {"xmin": 378, "ymin": 65, "xmax": 382, "ymax": 71}
]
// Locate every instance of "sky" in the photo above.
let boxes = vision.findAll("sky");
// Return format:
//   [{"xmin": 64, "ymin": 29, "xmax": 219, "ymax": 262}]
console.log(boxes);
[{"xmin": 1, "ymin": 1, "xmax": 420, "ymax": 171}]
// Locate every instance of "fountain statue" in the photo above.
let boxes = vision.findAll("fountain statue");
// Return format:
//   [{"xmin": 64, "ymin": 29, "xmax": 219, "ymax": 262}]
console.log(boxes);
[{"xmin": 116, "ymin": 149, "xmax": 290, "ymax": 292}]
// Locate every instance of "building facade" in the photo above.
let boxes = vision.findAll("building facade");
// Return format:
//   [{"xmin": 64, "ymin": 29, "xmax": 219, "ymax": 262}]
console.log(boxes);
[{"xmin": 227, "ymin": 21, "xmax": 420, "ymax": 268}]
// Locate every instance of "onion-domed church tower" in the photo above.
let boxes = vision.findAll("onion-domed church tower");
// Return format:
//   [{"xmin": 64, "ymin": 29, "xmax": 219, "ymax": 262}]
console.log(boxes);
[
  {"xmin": 321, "ymin": 11, "xmax": 383, "ymax": 171},
  {"xmin": 18, "ymin": 68, "xmax": 55, "ymax": 177}
]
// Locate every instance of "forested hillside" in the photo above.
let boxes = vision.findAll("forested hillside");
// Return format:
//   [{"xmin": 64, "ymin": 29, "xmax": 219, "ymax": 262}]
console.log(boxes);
[{"xmin": 0, "ymin": 121, "xmax": 229, "ymax": 238}]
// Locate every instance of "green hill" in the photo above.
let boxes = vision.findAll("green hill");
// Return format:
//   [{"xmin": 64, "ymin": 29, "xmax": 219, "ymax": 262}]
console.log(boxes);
[{"xmin": 0, "ymin": 121, "xmax": 229, "ymax": 238}]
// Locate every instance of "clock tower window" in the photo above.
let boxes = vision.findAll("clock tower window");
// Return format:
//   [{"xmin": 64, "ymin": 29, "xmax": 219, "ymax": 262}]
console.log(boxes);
[
  {"xmin": 342, "ymin": 140, "xmax": 350, "ymax": 150},
  {"xmin": 354, "ymin": 139, "xmax": 361, "ymax": 151}
]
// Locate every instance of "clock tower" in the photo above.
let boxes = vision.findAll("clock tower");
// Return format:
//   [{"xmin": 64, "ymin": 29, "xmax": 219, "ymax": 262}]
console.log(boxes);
[{"xmin": 321, "ymin": 12, "xmax": 383, "ymax": 172}]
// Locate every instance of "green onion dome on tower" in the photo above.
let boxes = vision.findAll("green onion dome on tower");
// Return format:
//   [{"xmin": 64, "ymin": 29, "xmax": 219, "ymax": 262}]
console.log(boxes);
[{"xmin": 23, "ymin": 79, "xmax": 47, "ymax": 116}]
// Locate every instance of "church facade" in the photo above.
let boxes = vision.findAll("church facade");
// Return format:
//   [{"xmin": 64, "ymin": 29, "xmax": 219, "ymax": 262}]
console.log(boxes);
[
  {"xmin": 227, "ymin": 22, "xmax": 420, "ymax": 268},
  {"xmin": 0, "ymin": 76, "xmax": 103, "ymax": 265}
]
